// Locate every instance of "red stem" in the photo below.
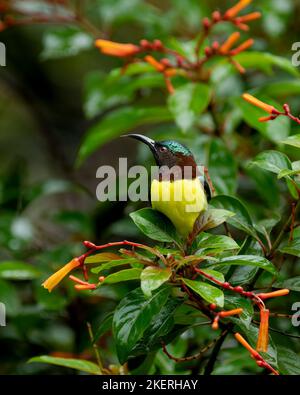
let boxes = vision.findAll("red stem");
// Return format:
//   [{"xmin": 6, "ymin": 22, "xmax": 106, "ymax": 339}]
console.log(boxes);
[
  {"xmin": 194, "ymin": 268, "xmax": 265, "ymax": 310},
  {"xmin": 264, "ymin": 104, "xmax": 300, "ymax": 125}
]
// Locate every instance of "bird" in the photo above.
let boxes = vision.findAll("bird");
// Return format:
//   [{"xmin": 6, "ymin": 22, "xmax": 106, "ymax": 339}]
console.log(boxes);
[{"xmin": 124, "ymin": 134, "xmax": 211, "ymax": 239}]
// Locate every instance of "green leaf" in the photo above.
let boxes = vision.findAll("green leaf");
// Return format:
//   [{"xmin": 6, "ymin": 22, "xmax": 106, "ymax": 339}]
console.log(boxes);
[
  {"xmin": 257, "ymin": 216, "xmax": 281, "ymax": 232},
  {"xmin": 234, "ymin": 96, "xmax": 290, "ymax": 142},
  {"xmin": 113, "ymin": 287, "xmax": 170, "ymax": 364},
  {"xmin": 132, "ymin": 297, "xmax": 181, "ymax": 354},
  {"xmin": 29, "ymin": 356, "xmax": 101, "ymax": 374},
  {"xmin": 102, "ymin": 268, "xmax": 142, "ymax": 284},
  {"xmin": 91, "ymin": 259, "xmax": 140, "ymax": 274},
  {"xmin": 77, "ymin": 106, "xmax": 172, "ymax": 165},
  {"xmin": 228, "ymin": 238, "xmax": 263, "ymax": 285},
  {"xmin": 123, "ymin": 63, "xmax": 156, "ymax": 75},
  {"xmin": 182, "ymin": 278, "xmax": 224, "ymax": 307},
  {"xmin": 130, "ymin": 208, "xmax": 178, "ymax": 243},
  {"xmin": 94, "ymin": 313, "xmax": 113, "ymax": 342},
  {"xmin": 235, "ymin": 52, "xmax": 300, "ymax": 77},
  {"xmin": 168, "ymin": 83, "xmax": 211, "ymax": 133},
  {"xmin": 85, "ymin": 252, "xmax": 121, "ymax": 264},
  {"xmin": 229, "ymin": 265, "xmax": 260, "ymax": 286},
  {"xmin": 197, "ymin": 208, "xmax": 235, "ymax": 232},
  {"xmin": 259, "ymin": 80, "xmax": 300, "ymax": 97},
  {"xmin": 273, "ymin": 276, "xmax": 300, "ymax": 292},
  {"xmin": 246, "ymin": 166, "xmax": 280, "ymax": 209},
  {"xmin": 41, "ymin": 27, "xmax": 93, "ymax": 60},
  {"xmin": 224, "ymin": 295, "xmax": 254, "ymax": 330},
  {"xmin": 210, "ymin": 195, "xmax": 256, "ymax": 237},
  {"xmin": 0, "ymin": 261, "xmax": 40, "ymax": 280},
  {"xmin": 141, "ymin": 266, "xmax": 172, "ymax": 297},
  {"xmin": 195, "ymin": 233, "xmax": 239, "ymax": 255},
  {"xmin": 199, "ymin": 269, "xmax": 225, "ymax": 283},
  {"xmin": 280, "ymin": 134, "xmax": 300, "ymax": 149},
  {"xmin": 210, "ymin": 255, "xmax": 276, "ymax": 275},
  {"xmin": 286, "ymin": 178, "xmax": 300, "ymax": 200},
  {"xmin": 277, "ymin": 346, "xmax": 300, "ymax": 375},
  {"xmin": 279, "ymin": 238, "xmax": 300, "ymax": 257},
  {"xmin": 278, "ymin": 168, "xmax": 300, "ymax": 179},
  {"xmin": 208, "ymin": 139, "xmax": 237, "ymax": 195},
  {"xmin": 249, "ymin": 150, "xmax": 292, "ymax": 174},
  {"xmin": 167, "ymin": 37, "xmax": 200, "ymax": 59}
]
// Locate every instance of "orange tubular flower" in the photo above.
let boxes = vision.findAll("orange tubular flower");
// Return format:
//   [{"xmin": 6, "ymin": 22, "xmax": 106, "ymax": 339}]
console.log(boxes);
[
  {"xmin": 235, "ymin": 333, "xmax": 259, "ymax": 358},
  {"xmin": 212, "ymin": 308, "xmax": 243, "ymax": 330},
  {"xmin": 229, "ymin": 38, "xmax": 254, "ymax": 55},
  {"xmin": 257, "ymin": 309, "xmax": 270, "ymax": 352},
  {"xmin": 74, "ymin": 284, "xmax": 96, "ymax": 291},
  {"xmin": 165, "ymin": 77, "xmax": 175, "ymax": 94},
  {"xmin": 236, "ymin": 11, "xmax": 262, "ymax": 23},
  {"xmin": 242, "ymin": 93, "xmax": 278, "ymax": 114},
  {"xmin": 212, "ymin": 316, "xmax": 219, "ymax": 330},
  {"xmin": 219, "ymin": 308, "xmax": 243, "ymax": 317},
  {"xmin": 219, "ymin": 32, "xmax": 241, "ymax": 54},
  {"xmin": 95, "ymin": 39, "xmax": 140, "ymax": 57},
  {"xmin": 42, "ymin": 258, "xmax": 81, "ymax": 292},
  {"xmin": 230, "ymin": 58, "xmax": 246, "ymax": 74},
  {"xmin": 164, "ymin": 68, "xmax": 177, "ymax": 77},
  {"xmin": 257, "ymin": 289, "xmax": 290, "ymax": 300},
  {"xmin": 235, "ymin": 333, "xmax": 279, "ymax": 375},
  {"xmin": 69, "ymin": 275, "xmax": 89, "ymax": 285},
  {"xmin": 259, "ymin": 115, "xmax": 274, "ymax": 122},
  {"xmin": 225, "ymin": 0, "xmax": 252, "ymax": 19},
  {"xmin": 144, "ymin": 55, "xmax": 165, "ymax": 72}
]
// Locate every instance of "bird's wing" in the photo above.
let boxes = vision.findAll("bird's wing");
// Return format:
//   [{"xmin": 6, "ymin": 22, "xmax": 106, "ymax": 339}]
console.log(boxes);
[{"xmin": 198, "ymin": 175, "xmax": 212, "ymax": 202}]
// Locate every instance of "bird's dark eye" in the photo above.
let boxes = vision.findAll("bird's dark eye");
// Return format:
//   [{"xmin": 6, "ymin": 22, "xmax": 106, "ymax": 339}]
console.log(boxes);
[{"xmin": 159, "ymin": 146, "xmax": 167, "ymax": 153}]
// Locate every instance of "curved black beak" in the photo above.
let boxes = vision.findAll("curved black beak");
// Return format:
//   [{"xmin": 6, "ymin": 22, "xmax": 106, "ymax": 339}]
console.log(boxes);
[{"xmin": 122, "ymin": 134, "xmax": 156, "ymax": 151}]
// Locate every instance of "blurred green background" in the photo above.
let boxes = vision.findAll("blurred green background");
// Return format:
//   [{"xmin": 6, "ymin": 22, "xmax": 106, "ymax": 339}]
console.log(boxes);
[{"xmin": 0, "ymin": 0, "xmax": 299, "ymax": 374}]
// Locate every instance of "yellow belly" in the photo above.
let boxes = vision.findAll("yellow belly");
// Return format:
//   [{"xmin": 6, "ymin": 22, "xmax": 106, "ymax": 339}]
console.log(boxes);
[{"xmin": 151, "ymin": 178, "xmax": 207, "ymax": 238}]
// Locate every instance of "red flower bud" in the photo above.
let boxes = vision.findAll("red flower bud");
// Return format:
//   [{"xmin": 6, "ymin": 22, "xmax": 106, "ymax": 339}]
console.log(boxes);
[
  {"xmin": 202, "ymin": 17, "xmax": 211, "ymax": 30},
  {"xmin": 205, "ymin": 47, "xmax": 213, "ymax": 57},
  {"xmin": 140, "ymin": 39, "xmax": 150, "ymax": 49},
  {"xmin": 212, "ymin": 41, "xmax": 220, "ymax": 51},
  {"xmin": 234, "ymin": 286, "xmax": 244, "ymax": 293},
  {"xmin": 212, "ymin": 11, "xmax": 221, "ymax": 22},
  {"xmin": 153, "ymin": 39, "xmax": 163, "ymax": 51},
  {"xmin": 83, "ymin": 240, "xmax": 96, "ymax": 249},
  {"xmin": 161, "ymin": 58, "xmax": 171, "ymax": 67}
]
